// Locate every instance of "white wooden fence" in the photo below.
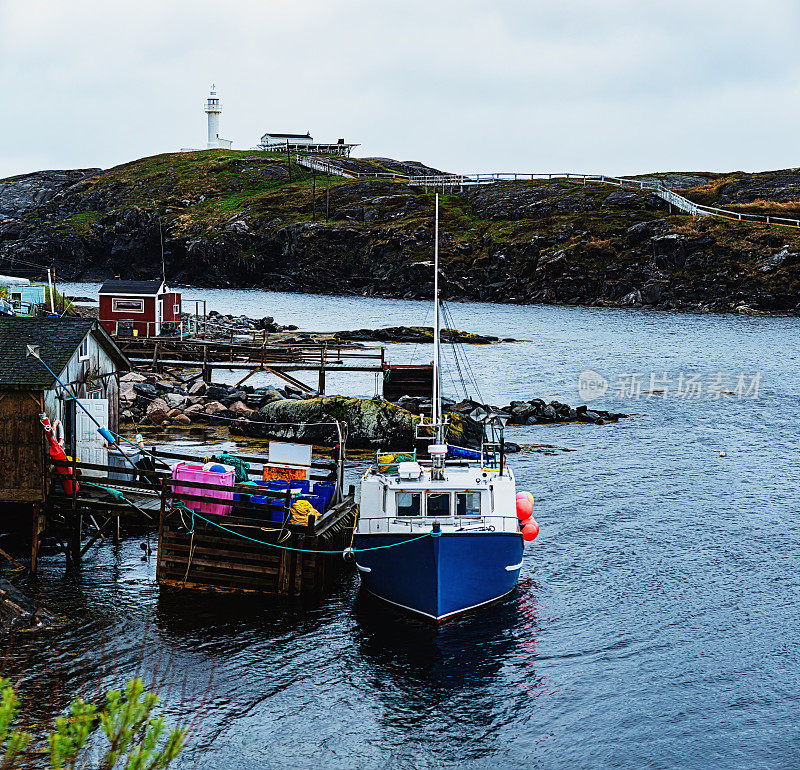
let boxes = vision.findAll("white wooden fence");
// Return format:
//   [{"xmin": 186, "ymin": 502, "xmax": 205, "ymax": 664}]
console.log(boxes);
[{"xmin": 294, "ymin": 158, "xmax": 800, "ymax": 229}]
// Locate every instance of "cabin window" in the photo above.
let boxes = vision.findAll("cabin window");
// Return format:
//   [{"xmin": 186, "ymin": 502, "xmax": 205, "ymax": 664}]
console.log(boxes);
[
  {"xmin": 456, "ymin": 491, "xmax": 481, "ymax": 517},
  {"xmin": 112, "ymin": 298, "xmax": 145, "ymax": 313},
  {"xmin": 426, "ymin": 492, "xmax": 450, "ymax": 518},
  {"xmin": 78, "ymin": 337, "xmax": 90, "ymax": 361},
  {"xmin": 10, "ymin": 292, "xmax": 21, "ymax": 305},
  {"xmin": 173, "ymin": 304, "xmax": 180, "ymax": 314},
  {"xmin": 396, "ymin": 492, "xmax": 421, "ymax": 517},
  {"xmin": 382, "ymin": 486, "xmax": 387, "ymax": 512}
]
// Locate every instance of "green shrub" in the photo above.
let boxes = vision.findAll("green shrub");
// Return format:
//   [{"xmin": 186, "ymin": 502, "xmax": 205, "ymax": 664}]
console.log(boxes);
[{"xmin": 0, "ymin": 676, "xmax": 185, "ymax": 769}]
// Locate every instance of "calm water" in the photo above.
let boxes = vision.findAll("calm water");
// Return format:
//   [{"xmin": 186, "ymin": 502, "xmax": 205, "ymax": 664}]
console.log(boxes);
[{"xmin": 15, "ymin": 285, "xmax": 800, "ymax": 768}]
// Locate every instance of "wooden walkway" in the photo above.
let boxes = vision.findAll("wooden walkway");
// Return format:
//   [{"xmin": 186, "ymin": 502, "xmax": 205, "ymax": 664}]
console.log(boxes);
[
  {"xmin": 43, "ymin": 442, "xmax": 350, "ymax": 587},
  {"xmin": 116, "ymin": 337, "xmax": 385, "ymax": 393}
]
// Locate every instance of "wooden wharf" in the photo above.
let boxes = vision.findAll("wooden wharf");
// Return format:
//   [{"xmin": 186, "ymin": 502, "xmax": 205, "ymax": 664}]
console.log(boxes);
[
  {"xmin": 40, "ymin": 443, "xmax": 357, "ymax": 599},
  {"xmin": 115, "ymin": 336, "xmax": 386, "ymax": 394}
]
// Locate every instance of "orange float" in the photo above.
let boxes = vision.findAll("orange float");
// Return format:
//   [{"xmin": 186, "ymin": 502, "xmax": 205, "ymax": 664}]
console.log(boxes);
[{"xmin": 522, "ymin": 518, "xmax": 539, "ymax": 542}]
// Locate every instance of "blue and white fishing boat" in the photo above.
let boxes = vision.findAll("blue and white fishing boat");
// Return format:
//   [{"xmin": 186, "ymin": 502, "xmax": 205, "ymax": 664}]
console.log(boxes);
[{"xmin": 354, "ymin": 196, "xmax": 536, "ymax": 622}]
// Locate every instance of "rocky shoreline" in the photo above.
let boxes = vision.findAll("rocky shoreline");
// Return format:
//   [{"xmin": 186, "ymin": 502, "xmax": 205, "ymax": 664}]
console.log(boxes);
[
  {"xmin": 71, "ymin": 303, "xmax": 515, "ymax": 345},
  {"xmin": 2, "ymin": 153, "xmax": 799, "ymax": 315},
  {"xmin": 121, "ymin": 372, "xmax": 627, "ymax": 449}
]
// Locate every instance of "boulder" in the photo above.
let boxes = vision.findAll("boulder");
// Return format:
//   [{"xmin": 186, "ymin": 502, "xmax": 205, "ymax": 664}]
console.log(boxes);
[
  {"xmin": 120, "ymin": 372, "xmax": 148, "ymax": 383},
  {"xmin": 620, "ymin": 289, "xmax": 642, "ymax": 306},
  {"xmin": 189, "ymin": 381, "xmax": 207, "ymax": 396},
  {"xmin": 172, "ymin": 414, "xmax": 192, "ymax": 425},
  {"xmin": 165, "ymin": 392, "xmax": 186, "ymax": 408},
  {"xmin": 205, "ymin": 385, "xmax": 230, "ymax": 401},
  {"xmin": 183, "ymin": 403, "xmax": 205, "ymax": 420},
  {"xmin": 133, "ymin": 382, "xmax": 158, "ymax": 400},
  {"xmin": 145, "ymin": 398, "xmax": 170, "ymax": 425},
  {"xmin": 204, "ymin": 400, "xmax": 227, "ymax": 414},
  {"xmin": 229, "ymin": 400, "xmax": 255, "ymax": 417}
]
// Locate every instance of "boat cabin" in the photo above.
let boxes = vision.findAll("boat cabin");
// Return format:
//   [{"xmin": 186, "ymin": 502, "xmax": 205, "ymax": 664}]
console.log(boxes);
[
  {"xmin": 0, "ymin": 317, "xmax": 130, "ymax": 504},
  {"xmin": 98, "ymin": 279, "xmax": 181, "ymax": 338},
  {"xmin": 358, "ymin": 457, "xmax": 518, "ymax": 534}
]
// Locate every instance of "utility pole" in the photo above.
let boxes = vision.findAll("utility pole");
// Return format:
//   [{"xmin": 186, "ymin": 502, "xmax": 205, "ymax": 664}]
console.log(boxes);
[
  {"xmin": 47, "ymin": 268, "xmax": 55, "ymax": 312},
  {"xmin": 312, "ymin": 168, "xmax": 316, "ymax": 222},
  {"xmin": 326, "ymin": 168, "xmax": 330, "ymax": 222},
  {"xmin": 286, "ymin": 140, "xmax": 293, "ymax": 181}
]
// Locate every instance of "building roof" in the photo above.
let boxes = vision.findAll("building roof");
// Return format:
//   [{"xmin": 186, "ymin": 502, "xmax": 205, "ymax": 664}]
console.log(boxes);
[
  {"xmin": 0, "ymin": 317, "xmax": 129, "ymax": 389},
  {"xmin": 98, "ymin": 279, "xmax": 164, "ymax": 295},
  {"xmin": 261, "ymin": 132, "xmax": 313, "ymax": 140}
]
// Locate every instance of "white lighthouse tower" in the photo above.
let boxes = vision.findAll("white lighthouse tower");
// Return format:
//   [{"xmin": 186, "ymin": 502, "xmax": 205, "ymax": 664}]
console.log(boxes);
[{"xmin": 204, "ymin": 85, "xmax": 232, "ymax": 149}]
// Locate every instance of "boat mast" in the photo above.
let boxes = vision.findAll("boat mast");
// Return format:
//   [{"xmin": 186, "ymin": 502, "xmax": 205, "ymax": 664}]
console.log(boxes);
[{"xmin": 433, "ymin": 194, "xmax": 443, "ymax": 445}]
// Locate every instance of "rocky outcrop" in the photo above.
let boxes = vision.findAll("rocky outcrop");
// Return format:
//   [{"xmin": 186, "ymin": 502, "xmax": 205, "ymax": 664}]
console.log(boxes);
[
  {"xmin": 0, "ymin": 168, "xmax": 100, "ymax": 218},
  {"xmin": 333, "ymin": 326, "xmax": 507, "ymax": 344},
  {"xmin": 230, "ymin": 396, "xmax": 416, "ymax": 447},
  {"xmin": 228, "ymin": 396, "xmax": 484, "ymax": 448}
]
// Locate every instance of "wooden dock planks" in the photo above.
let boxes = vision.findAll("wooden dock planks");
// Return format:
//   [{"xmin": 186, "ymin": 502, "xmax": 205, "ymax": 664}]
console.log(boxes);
[{"xmin": 157, "ymin": 496, "xmax": 356, "ymax": 597}]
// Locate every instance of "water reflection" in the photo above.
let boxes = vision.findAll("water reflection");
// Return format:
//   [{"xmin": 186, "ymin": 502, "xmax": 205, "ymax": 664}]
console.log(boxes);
[{"xmin": 351, "ymin": 584, "xmax": 545, "ymax": 765}]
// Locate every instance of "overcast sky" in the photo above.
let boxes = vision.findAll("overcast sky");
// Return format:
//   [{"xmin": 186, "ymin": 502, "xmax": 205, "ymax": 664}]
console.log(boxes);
[{"xmin": 1, "ymin": 0, "xmax": 799, "ymax": 179}]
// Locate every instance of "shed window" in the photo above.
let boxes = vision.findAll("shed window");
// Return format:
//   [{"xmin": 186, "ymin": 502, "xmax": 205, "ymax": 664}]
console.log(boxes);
[
  {"xmin": 173, "ymin": 304, "xmax": 180, "ymax": 314},
  {"xmin": 456, "ymin": 491, "xmax": 481, "ymax": 517},
  {"xmin": 78, "ymin": 337, "xmax": 90, "ymax": 361},
  {"xmin": 426, "ymin": 492, "xmax": 450, "ymax": 518},
  {"xmin": 112, "ymin": 298, "xmax": 145, "ymax": 313},
  {"xmin": 397, "ymin": 492, "xmax": 421, "ymax": 517}
]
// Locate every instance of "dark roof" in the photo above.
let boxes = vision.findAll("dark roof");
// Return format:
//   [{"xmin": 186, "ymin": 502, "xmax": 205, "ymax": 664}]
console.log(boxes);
[
  {"xmin": 98, "ymin": 279, "xmax": 164, "ymax": 295},
  {"xmin": 261, "ymin": 132, "xmax": 313, "ymax": 139},
  {"xmin": 0, "ymin": 317, "xmax": 129, "ymax": 389}
]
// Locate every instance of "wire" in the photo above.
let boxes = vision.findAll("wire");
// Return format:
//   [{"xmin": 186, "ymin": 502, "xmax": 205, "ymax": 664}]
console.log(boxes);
[
  {"xmin": 0, "ymin": 255, "xmax": 53, "ymax": 271},
  {"xmin": 441, "ymin": 300, "xmax": 484, "ymax": 403}
]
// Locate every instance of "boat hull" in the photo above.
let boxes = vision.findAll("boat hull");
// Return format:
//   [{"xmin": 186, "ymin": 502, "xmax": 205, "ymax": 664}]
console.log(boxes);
[{"xmin": 353, "ymin": 531, "xmax": 524, "ymax": 622}]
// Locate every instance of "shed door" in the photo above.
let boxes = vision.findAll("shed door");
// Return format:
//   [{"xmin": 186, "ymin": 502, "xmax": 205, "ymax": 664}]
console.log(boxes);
[
  {"xmin": 0, "ymin": 391, "xmax": 45, "ymax": 502},
  {"xmin": 75, "ymin": 398, "xmax": 108, "ymax": 478}
]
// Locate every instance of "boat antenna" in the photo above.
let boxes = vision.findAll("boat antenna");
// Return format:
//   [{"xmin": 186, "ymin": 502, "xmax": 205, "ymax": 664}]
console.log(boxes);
[{"xmin": 433, "ymin": 193, "xmax": 443, "ymax": 445}]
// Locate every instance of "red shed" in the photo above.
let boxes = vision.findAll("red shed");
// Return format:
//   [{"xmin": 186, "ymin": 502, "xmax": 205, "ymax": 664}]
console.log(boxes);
[{"xmin": 98, "ymin": 279, "xmax": 182, "ymax": 338}]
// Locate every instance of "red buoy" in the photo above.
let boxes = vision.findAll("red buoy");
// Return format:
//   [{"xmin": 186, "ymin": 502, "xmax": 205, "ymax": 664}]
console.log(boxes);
[
  {"xmin": 516, "ymin": 497, "xmax": 533, "ymax": 521},
  {"xmin": 522, "ymin": 518, "xmax": 539, "ymax": 542}
]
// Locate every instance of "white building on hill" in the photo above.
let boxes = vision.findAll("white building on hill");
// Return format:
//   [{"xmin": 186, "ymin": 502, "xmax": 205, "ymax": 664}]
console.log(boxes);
[
  {"xmin": 205, "ymin": 86, "xmax": 233, "ymax": 149},
  {"xmin": 257, "ymin": 131, "xmax": 358, "ymax": 156}
]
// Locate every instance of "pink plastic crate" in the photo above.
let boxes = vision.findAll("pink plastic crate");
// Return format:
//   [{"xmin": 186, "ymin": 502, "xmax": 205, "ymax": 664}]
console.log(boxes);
[{"xmin": 172, "ymin": 462, "xmax": 235, "ymax": 516}]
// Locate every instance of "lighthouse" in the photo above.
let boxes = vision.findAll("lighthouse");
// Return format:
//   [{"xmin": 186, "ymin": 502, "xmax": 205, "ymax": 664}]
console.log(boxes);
[{"xmin": 204, "ymin": 85, "xmax": 232, "ymax": 149}]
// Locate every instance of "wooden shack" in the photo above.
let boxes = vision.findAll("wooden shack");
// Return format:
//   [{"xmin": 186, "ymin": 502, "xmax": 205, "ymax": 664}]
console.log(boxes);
[
  {"xmin": 0, "ymin": 317, "xmax": 130, "ymax": 505},
  {"xmin": 98, "ymin": 279, "xmax": 182, "ymax": 338}
]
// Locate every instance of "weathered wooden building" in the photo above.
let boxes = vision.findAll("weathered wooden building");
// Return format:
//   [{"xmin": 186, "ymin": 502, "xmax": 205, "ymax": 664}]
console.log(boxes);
[{"xmin": 0, "ymin": 317, "xmax": 129, "ymax": 505}]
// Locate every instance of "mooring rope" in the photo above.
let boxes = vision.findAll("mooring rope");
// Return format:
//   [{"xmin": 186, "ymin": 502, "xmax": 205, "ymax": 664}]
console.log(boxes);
[{"xmin": 171, "ymin": 501, "xmax": 434, "ymax": 555}]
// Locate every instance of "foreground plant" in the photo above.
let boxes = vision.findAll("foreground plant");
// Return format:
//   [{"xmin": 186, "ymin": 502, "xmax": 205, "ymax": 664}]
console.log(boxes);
[{"xmin": 0, "ymin": 676, "xmax": 185, "ymax": 769}]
